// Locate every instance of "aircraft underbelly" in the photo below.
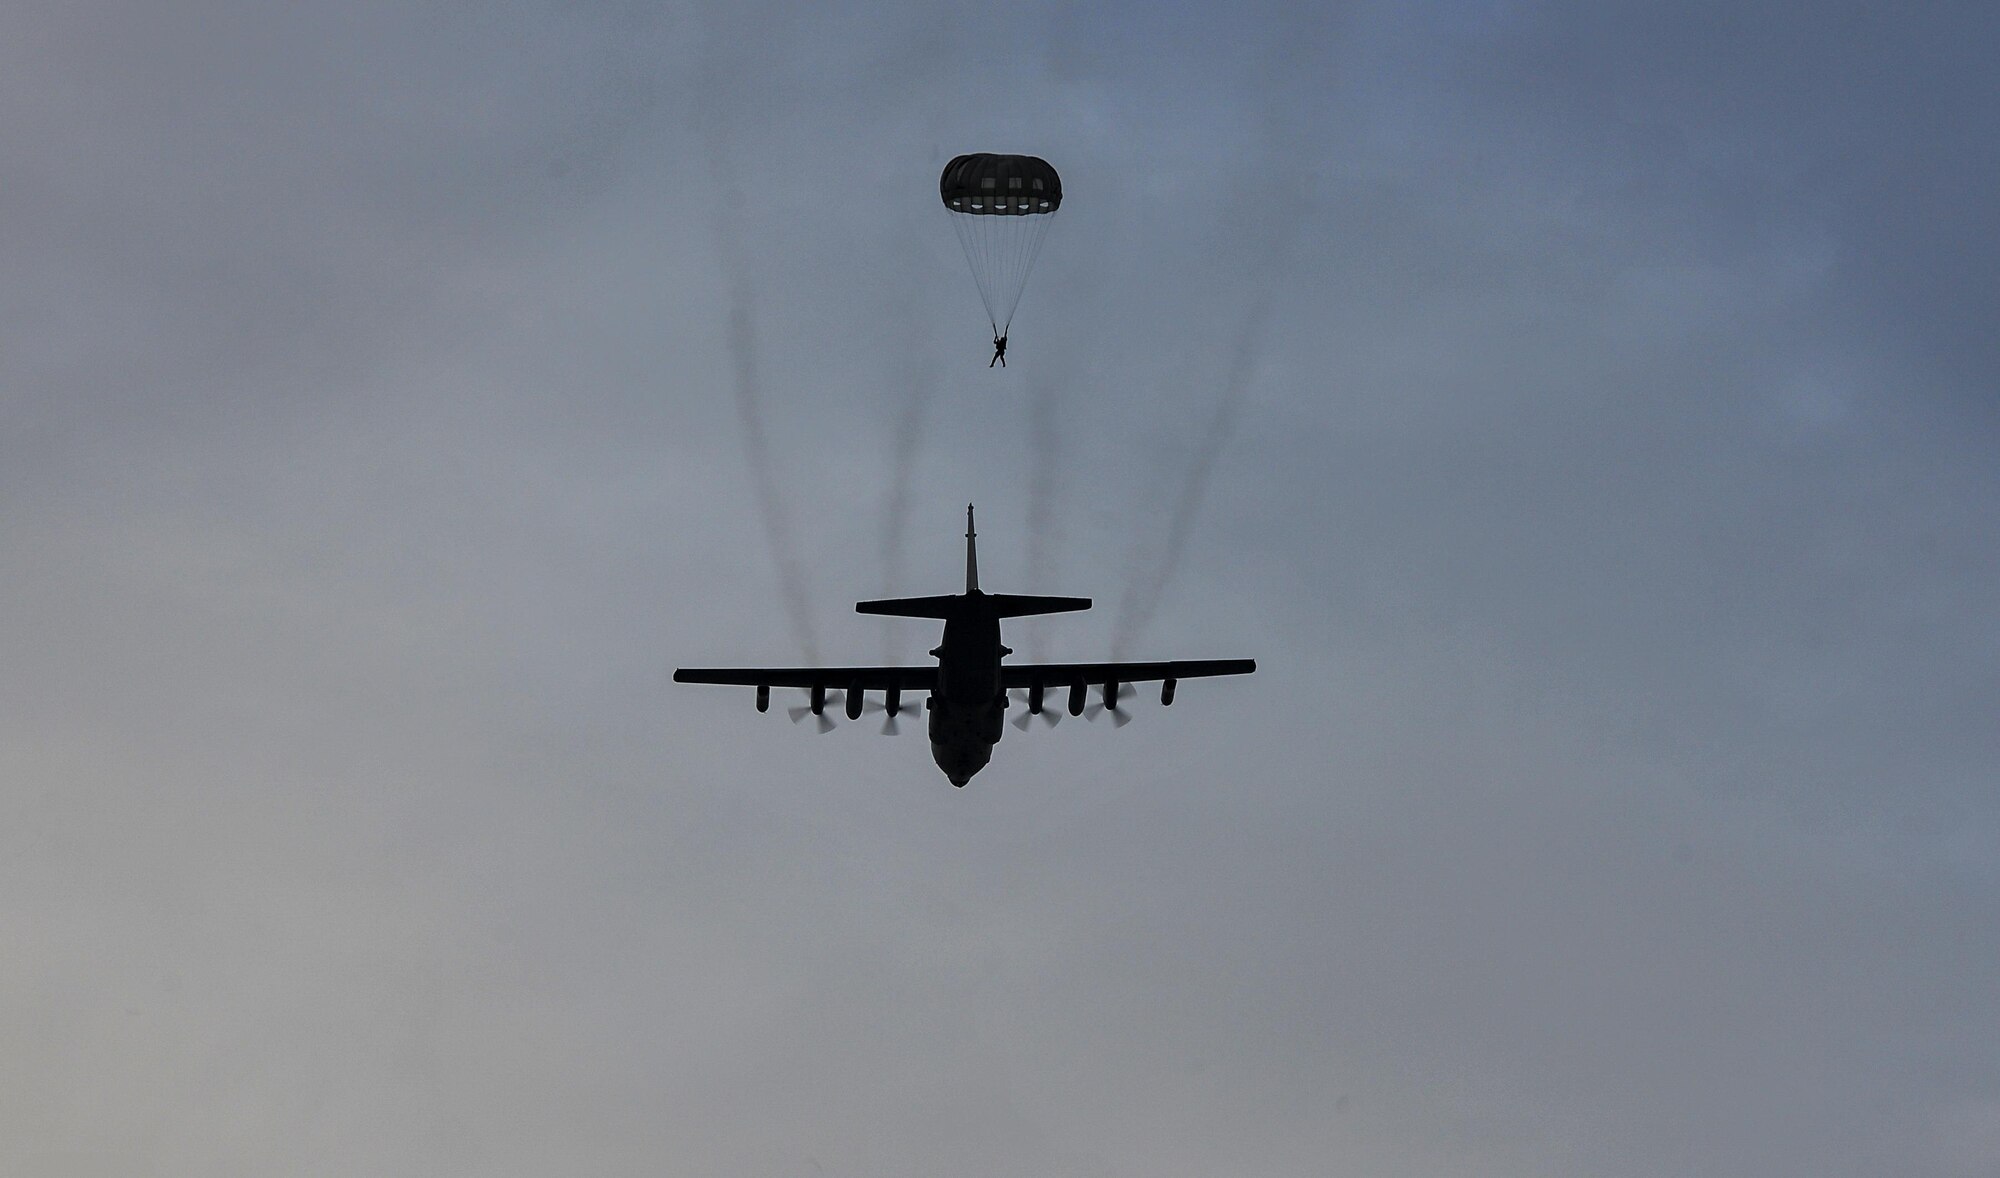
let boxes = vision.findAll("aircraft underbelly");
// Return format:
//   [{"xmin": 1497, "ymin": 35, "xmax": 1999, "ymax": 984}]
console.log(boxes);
[{"xmin": 929, "ymin": 696, "xmax": 1002, "ymax": 786}]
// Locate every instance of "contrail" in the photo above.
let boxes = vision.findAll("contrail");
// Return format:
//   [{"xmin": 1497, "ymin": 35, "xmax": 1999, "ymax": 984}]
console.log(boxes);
[
  {"xmin": 877, "ymin": 331, "xmax": 938, "ymax": 660},
  {"xmin": 1023, "ymin": 371, "xmax": 1063, "ymax": 660},
  {"xmin": 875, "ymin": 128, "xmax": 958, "ymax": 660},
  {"xmin": 1111, "ymin": 279, "xmax": 1277, "ymax": 658},
  {"xmin": 721, "ymin": 259, "xmax": 821, "ymax": 664},
  {"xmin": 698, "ymin": 78, "xmax": 820, "ymax": 664}
]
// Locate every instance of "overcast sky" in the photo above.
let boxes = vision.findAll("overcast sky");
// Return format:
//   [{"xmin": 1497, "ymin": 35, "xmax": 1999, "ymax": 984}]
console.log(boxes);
[{"xmin": 3, "ymin": 2, "xmax": 1997, "ymax": 1175}]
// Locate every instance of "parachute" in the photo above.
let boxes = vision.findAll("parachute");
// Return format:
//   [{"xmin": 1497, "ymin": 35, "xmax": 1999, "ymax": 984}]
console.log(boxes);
[{"xmin": 939, "ymin": 154, "xmax": 1062, "ymax": 339}]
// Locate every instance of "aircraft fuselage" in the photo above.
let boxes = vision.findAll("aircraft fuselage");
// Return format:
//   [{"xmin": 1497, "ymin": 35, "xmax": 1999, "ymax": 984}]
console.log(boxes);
[{"xmin": 928, "ymin": 599, "xmax": 1007, "ymax": 786}]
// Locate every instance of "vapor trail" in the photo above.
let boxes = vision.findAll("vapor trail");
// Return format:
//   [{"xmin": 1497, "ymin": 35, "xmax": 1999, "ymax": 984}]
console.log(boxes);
[
  {"xmin": 877, "ymin": 339, "xmax": 937, "ymax": 660},
  {"xmin": 1023, "ymin": 372, "xmax": 1063, "ymax": 660},
  {"xmin": 721, "ymin": 265, "xmax": 821, "ymax": 664},
  {"xmin": 700, "ymin": 108, "xmax": 820, "ymax": 664},
  {"xmin": 1111, "ymin": 282, "xmax": 1275, "ymax": 658}
]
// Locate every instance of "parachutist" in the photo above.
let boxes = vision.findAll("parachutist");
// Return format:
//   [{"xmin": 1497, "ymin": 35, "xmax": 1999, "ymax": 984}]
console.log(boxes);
[{"xmin": 990, "ymin": 334, "xmax": 1007, "ymax": 367}]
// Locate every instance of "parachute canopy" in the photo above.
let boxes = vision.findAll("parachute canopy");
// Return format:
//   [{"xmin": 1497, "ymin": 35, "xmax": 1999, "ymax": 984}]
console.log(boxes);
[
  {"xmin": 940, "ymin": 153, "xmax": 1062, "ymax": 336},
  {"xmin": 939, "ymin": 154, "xmax": 1063, "ymax": 214}
]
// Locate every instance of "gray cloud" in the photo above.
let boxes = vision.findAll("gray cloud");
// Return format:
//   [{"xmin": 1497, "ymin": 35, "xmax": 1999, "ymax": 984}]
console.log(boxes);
[{"xmin": 2, "ymin": 2, "xmax": 1996, "ymax": 1176}]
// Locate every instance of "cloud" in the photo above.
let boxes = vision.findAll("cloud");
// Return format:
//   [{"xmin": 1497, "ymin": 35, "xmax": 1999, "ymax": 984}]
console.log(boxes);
[{"xmin": 2, "ymin": 3, "xmax": 1997, "ymax": 1175}]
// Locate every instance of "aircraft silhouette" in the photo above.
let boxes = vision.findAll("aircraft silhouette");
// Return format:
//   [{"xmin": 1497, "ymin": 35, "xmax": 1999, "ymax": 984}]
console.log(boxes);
[{"xmin": 675, "ymin": 506, "xmax": 1255, "ymax": 786}]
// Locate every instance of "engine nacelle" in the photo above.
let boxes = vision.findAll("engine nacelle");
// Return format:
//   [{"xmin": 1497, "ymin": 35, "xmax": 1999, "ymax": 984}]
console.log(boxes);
[
  {"xmin": 1068, "ymin": 680, "xmax": 1087, "ymax": 716},
  {"xmin": 1161, "ymin": 678, "xmax": 1177, "ymax": 706},
  {"xmin": 810, "ymin": 684, "xmax": 827, "ymax": 715},
  {"xmin": 885, "ymin": 685, "xmax": 901, "ymax": 716},
  {"xmin": 1028, "ymin": 682, "xmax": 1044, "ymax": 714},
  {"xmin": 756, "ymin": 684, "xmax": 770, "ymax": 713},
  {"xmin": 846, "ymin": 684, "xmax": 864, "ymax": 720}
]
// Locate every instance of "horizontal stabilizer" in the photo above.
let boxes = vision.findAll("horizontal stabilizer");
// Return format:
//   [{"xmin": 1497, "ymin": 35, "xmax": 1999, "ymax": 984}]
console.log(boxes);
[
  {"xmin": 855, "ymin": 594, "xmax": 962, "ymax": 619},
  {"xmin": 985, "ymin": 593, "xmax": 1090, "ymax": 618},
  {"xmin": 855, "ymin": 592, "xmax": 1090, "ymax": 620}
]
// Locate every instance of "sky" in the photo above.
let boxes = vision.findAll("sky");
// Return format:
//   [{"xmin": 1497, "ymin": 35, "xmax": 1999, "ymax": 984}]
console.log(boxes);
[{"xmin": 2, "ymin": 2, "xmax": 1997, "ymax": 1174}]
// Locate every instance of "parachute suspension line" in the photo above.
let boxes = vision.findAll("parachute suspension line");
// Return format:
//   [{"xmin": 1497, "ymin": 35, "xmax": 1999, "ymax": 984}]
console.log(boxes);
[
  {"xmin": 1002, "ymin": 211, "xmax": 1057, "ymax": 334},
  {"xmin": 947, "ymin": 207, "xmax": 1059, "ymax": 337},
  {"xmin": 950, "ymin": 213, "xmax": 1001, "ymax": 334},
  {"xmin": 993, "ymin": 213, "xmax": 1017, "ymax": 328},
  {"xmin": 983, "ymin": 212, "xmax": 1014, "ymax": 330},
  {"xmin": 994, "ymin": 215, "xmax": 1018, "ymax": 330},
  {"xmin": 986, "ymin": 216, "xmax": 1012, "ymax": 330},
  {"xmin": 981, "ymin": 212, "xmax": 1005, "ymax": 332}
]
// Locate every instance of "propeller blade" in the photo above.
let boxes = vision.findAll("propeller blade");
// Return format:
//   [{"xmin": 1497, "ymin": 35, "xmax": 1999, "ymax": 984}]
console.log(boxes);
[
  {"xmin": 788, "ymin": 689, "xmax": 842, "ymax": 733},
  {"xmin": 1008, "ymin": 688, "xmax": 1062, "ymax": 730},
  {"xmin": 1084, "ymin": 683, "xmax": 1137, "ymax": 724},
  {"xmin": 787, "ymin": 708, "xmax": 836, "ymax": 734},
  {"xmin": 1012, "ymin": 706, "xmax": 1060, "ymax": 730},
  {"xmin": 862, "ymin": 698, "xmax": 907, "ymax": 736}
]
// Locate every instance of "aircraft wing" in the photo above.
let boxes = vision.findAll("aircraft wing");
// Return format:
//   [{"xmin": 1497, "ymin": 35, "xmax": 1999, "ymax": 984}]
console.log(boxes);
[
  {"xmin": 998, "ymin": 658, "xmax": 1256, "ymax": 688},
  {"xmin": 673, "ymin": 666, "xmax": 939, "ymax": 691}
]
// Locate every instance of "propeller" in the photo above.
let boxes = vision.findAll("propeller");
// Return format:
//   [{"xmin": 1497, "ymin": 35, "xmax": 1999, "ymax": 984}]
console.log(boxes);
[
  {"xmin": 1084, "ymin": 682, "xmax": 1138, "ymax": 726},
  {"xmin": 1008, "ymin": 688, "xmax": 1062, "ymax": 731},
  {"xmin": 787, "ymin": 689, "xmax": 842, "ymax": 734},
  {"xmin": 862, "ymin": 698, "xmax": 909, "ymax": 736}
]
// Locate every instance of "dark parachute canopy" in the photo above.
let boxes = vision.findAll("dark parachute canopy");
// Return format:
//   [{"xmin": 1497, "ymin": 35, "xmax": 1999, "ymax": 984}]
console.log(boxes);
[{"xmin": 939, "ymin": 154, "xmax": 1062, "ymax": 337}]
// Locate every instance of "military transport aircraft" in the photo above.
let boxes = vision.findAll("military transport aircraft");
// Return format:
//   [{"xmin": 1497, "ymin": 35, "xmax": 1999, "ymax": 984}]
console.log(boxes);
[{"xmin": 674, "ymin": 507, "xmax": 1255, "ymax": 787}]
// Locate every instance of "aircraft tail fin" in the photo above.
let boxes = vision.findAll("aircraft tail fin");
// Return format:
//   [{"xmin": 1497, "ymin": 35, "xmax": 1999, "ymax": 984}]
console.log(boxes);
[
  {"xmin": 853, "ymin": 505, "xmax": 1089, "ymax": 621},
  {"xmin": 965, "ymin": 504, "xmax": 978, "ymax": 593}
]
